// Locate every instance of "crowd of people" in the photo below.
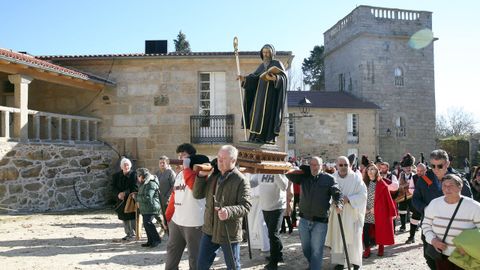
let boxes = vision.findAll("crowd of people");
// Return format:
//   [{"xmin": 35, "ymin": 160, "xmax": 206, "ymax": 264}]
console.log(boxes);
[{"xmin": 111, "ymin": 145, "xmax": 480, "ymax": 270}]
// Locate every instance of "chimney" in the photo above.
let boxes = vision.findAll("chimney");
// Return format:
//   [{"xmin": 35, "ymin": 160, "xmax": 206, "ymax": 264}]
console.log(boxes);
[{"xmin": 145, "ymin": 40, "xmax": 168, "ymax": 54}]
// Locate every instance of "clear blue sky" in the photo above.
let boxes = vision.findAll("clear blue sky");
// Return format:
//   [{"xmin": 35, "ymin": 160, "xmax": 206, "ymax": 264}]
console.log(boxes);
[{"xmin": 2, "ymin": 0, "xmax": 479, "ymax": 124}]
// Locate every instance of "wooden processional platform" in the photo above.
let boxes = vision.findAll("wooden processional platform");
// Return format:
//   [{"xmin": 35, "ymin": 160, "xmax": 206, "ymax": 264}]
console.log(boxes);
[{"xmin": 235, "ymin": 142, "xmax": 293, "ymax": 174}]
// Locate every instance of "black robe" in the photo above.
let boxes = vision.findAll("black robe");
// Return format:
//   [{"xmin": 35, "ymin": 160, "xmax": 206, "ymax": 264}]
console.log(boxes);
[
  {"xmin": 243, "ymin": 59, "xmax": 287, "ymax": 143},
  {"xmin": 112, "ymin": 170, "xmax": 138, "ymax": 220}
]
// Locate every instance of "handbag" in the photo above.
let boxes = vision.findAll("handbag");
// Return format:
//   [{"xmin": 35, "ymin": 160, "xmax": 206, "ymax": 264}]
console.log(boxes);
[
  {"xmin": 426, "ymin": 198, "xmax": 464, "ymax": 260},
  {"xmin": 124, "ymin": 193, "xmax": 137, "ymax": 214}
]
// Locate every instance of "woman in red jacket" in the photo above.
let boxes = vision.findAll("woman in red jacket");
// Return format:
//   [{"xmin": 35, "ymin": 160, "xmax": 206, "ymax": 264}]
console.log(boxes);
[{"xmin": 362, "ymin": 163, "xmax": 397, "ymax": 258}]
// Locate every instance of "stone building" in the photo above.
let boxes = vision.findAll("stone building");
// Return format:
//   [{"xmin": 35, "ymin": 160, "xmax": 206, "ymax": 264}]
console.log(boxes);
[
  {"xmin": 286, "ymin": 91, "xmax": 379, "ymax": 163},
  {"xmin": 323, "ymin": 5, "xmax": 436, "ymax": 163},
  {"xmin": 0, "ymin": 45, "xmax": 293, "ymax": 212}
]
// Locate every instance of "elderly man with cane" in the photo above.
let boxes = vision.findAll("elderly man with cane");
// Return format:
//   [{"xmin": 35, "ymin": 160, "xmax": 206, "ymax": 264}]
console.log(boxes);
[
  {"xmin": 193, "ymin": 145, "xmax": 251, "ymax": 270},
  {"xmin": 326, "ymin": 156, "xmax": 367, "ymax": 270}
]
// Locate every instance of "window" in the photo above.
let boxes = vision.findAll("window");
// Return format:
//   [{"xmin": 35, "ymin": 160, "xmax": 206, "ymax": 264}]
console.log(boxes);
[
  {"xmin": 199, "ymin": 73, "xmax": 211, "ymax": 127},
  {"xmin": 339, "ymin": 73, "xmax": 345, "ymax": 91},
  {"xmin": 395, "ymin": 117, "xmax": 406, "ymax": 137},
  {"xmin": 394, "ymin": 67, "xmax": 404, "ymax": 86},
  {"xmin": 347, "ymin": 113, "xmax": 359, "ymax": 144},
  {"xmin": 288, "ymin": 113, "xmax": 296, "ymax": 144}
]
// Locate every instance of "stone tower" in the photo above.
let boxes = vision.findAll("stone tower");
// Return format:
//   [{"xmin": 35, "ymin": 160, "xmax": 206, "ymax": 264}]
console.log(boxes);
[{"xmin": 324, "ymin": 5, "xmax": 436, "ymax": 163}]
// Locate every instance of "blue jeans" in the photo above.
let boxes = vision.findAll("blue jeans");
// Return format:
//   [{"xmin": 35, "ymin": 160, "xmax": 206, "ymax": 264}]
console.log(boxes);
[
  {"xmin": 298, "ymin": 218, "xmax": 328, "ymax": 270},
  {"xmin": 197, "ymin": 233, "xmax": 241, "ymax": 270}
]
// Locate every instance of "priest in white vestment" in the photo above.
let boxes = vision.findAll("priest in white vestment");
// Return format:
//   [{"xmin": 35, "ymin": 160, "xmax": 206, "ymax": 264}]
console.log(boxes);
[{"xmin": 325, "ymin": 156, "xmax": 367, "ymax": 270}]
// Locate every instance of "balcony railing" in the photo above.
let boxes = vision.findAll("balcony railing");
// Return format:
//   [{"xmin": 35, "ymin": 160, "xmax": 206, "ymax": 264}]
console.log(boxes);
[
  {"xmin": 190, "ymin": 114, "xmax": 234, "ymax": 144},
  {"xmin": 347, "ymin": 132, "xmax": 359, "ymax": 144},
  {"xmin": 0, "ymin": 105, "xmax": 101, "ymax": 143},
  {"xmin": 396, "ymin": 127, "xmax": 407, "ymax": 137}
]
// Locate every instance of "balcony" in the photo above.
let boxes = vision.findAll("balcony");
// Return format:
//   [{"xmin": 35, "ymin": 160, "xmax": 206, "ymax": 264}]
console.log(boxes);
[
  {"xmin": 0, "ymin": 105, "xmax": 100, "ymax": 143},
  {"xmin": 190, "ymin": 114, "xmax": 234, "ymax": 144},
  {"xmin": 347, "ymin": 132, "xmax": 359, "ymax": 144}
]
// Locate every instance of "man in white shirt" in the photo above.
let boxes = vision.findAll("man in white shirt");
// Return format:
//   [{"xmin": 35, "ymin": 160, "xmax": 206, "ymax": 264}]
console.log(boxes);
[{"xmin": 257, "ymin": 173, "xmax": 291, "ymax": 270}]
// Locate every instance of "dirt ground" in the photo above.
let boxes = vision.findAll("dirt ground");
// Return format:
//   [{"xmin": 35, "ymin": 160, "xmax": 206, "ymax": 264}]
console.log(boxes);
[{"xmin": 0, "ymin": 209, "xmax": 428, "ymax": 270}]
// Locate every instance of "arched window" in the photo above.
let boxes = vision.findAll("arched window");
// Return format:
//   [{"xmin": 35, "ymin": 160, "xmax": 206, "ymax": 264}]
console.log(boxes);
[
  {"xmin": 396, "ymin": 117, "xmax": 406, "ymax": 137},
  {"xmin": 394, "ymin": 67, "xmax": 404, "ymax": 86}
]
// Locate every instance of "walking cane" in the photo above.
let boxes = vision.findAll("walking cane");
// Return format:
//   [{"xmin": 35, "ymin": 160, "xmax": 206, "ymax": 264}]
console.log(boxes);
[
  {"xmin": 214, "ymin": 195, "xmax": 237, "ymax": 270},
  {"xmin": 244, "ymin": 215, "xmax": 252, "ymax": 259},
  {"xmin": 157, "ymin": 189, "xmax": 169, "ymax": 235},
  {"xmin": 337, "ymin": 213, "xmax": 351, "ymax": 270}
]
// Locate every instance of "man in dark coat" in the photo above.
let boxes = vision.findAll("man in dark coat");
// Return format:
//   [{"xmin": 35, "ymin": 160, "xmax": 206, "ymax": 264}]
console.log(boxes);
[
  {"xmin": 112, "ymin": 157, "xmax": 138, "ymax": 241},
  {"xmin": 238, "ymin": 44, "xmax": 288, "ymax": 144}
]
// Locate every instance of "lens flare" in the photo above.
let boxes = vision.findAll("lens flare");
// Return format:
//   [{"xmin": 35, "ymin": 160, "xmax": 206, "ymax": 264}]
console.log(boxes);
[{"xmin": 408, "ymin": 28, "xmax": 434, "ymax": 49}]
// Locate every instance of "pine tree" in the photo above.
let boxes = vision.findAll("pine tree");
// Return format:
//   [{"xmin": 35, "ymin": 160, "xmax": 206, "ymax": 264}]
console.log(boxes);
[
  {"xmin": 302, "ymin": 45, "xmax": 325, "ymax": 91},
  {"xmin": 174, "ymin": 31, "xmax": 191, "ymax": 53}
]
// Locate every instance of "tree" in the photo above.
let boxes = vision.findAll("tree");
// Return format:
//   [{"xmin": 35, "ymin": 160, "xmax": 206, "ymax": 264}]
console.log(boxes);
[
  {"xmin": 287, "ymin": 66, "xmax": 305, "ymax": 91},
  {"xmin": 302, "ymin": 45, "xmax": 325, "ymax": 91},
  {"xmin": 436, "ymin": 107, "xmax": 477, "ymax": 138},
  {"xmin": 174, "ymin": 30, "xmax": 191, "ymax": 53}
]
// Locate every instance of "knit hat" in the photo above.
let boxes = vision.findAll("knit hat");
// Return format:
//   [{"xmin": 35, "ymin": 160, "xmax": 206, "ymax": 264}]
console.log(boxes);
[
  {"xmin": 400, "ymin": 153, "xmax": 415, "ymax": 167},
  {"xmin": 361, "ymin": 155, "xmax": 370, "ymax": 167}
]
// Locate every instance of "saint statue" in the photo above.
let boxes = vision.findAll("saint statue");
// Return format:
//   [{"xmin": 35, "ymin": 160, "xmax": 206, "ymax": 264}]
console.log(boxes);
[{"xmin": 238, "ymin": 44, "xmax": 288, "ymax": 144}]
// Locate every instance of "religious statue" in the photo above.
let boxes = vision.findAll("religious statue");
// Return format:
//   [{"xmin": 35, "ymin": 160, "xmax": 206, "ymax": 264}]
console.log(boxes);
[{"xmin": 237, "ymin": 44, "xmax": 288, "ymax": 144}]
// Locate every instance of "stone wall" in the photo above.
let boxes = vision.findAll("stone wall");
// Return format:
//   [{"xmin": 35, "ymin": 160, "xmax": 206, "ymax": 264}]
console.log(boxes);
[
  {"xmin": 288, "ymin": 108, "xmax": 377, "ymax": 162},
  {"xmin": 0, "ymin": 142, "xmax": 116, "ymax": 213},
  {"xmin": 324, "ymin": 5, "xmax": 435, "ymax": 164},
  {"xmin": 33, "ymin": 54, "xmax": 293, "ymax": 170}
]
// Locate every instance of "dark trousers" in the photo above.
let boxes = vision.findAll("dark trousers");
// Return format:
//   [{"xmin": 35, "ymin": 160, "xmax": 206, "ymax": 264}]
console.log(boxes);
[
  {"xmin": 421, "ymin": 234, "xmax": 437, "ymax": 270},
  {"xmin": 281, "ymin": 216, "xmax": 292, "ymax": 233},
  {"xmin": 435, "ymin": 255, "xmax": 463, "ymax": 270},
  {"xmin": 142, "ymin": 214, "xmax": 160, "ymax": 244},
  {"xmin": 291, "ymin": 194, "xmax": 300, "ymax": 226},
  {"xmin": 263, "ymin": 209, "xmax": 284, "ymax": 263},
  {"xmin": 363, "ymin": 223, "xmax": 374, "ymax": 247}
]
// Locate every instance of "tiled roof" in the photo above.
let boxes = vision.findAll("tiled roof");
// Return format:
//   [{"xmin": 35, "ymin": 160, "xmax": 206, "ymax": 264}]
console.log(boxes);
[
  {"xmin": 0, "ymin": 48, "xmax": 89, "ymax": 79},
  {"xmin": 0, "ymin": 48, "xmax": 115, "ymax": 85},
  {"xmin": 288, "ymin": 91, "xmax": 380, "ymax": 109},
  {"xmin": 36, "ymin": 51, "xmax": 292, "ymax": 60}
]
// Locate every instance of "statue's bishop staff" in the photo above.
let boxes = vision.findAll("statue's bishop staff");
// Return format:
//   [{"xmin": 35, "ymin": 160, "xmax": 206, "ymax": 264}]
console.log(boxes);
[{"xmin": 233, "ymin": 37, "xmax": 248, "ymax": 141}]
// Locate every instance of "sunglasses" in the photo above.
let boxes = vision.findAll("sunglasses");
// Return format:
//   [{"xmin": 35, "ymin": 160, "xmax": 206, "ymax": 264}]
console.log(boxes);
[
  {"xmin": 430, "ymin": 164, "xmax": 445, "ymax": 170},
  {"xmin": 337, "ymin": 164, "xmax": 348, "ymax": 167}
]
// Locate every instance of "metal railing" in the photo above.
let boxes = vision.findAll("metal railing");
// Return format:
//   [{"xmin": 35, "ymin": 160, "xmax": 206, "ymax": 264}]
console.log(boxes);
[
  {"xmin": 190, "ymin": 114, "xmax": 234, "ymax": 144},
  {"xmin": 0, "ymin": 105, "xmax": 101, "ymax": 142}
]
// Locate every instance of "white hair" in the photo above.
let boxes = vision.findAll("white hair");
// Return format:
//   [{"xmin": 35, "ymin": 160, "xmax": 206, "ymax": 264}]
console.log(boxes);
[
  {"xmin": 120, "ymin": 158, "xmax": 132, "ymax": 169},
  {"xmin": 311, "ymin": 156, "xmax": 323, "ymax": 165},
  {"xmin": 337, "ymin": 156, "xmax": 350, "ymax": 166},
  {"xmin": 219, "ymin": 145, "xmax": 238, "ymax": 160}
]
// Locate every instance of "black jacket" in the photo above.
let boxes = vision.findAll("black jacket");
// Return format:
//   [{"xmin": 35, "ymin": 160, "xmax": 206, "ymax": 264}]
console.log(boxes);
[
  {"xmin": 286, "ymin": 165, "xmax": 343, "ymax": 221},
  {"xmin": 112, "ymin": 170, "xmax": 138, "ymax": 220}
]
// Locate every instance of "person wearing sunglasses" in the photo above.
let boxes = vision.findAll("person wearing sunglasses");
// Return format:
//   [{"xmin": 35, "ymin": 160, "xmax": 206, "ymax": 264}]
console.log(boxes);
[
  {"xmin": 326, "ymin": 156, "xmax": 367, "ymax": 270},
  {"xmin": 412, "ymin": 149, "xmax": 473, "ymax": 270}
]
